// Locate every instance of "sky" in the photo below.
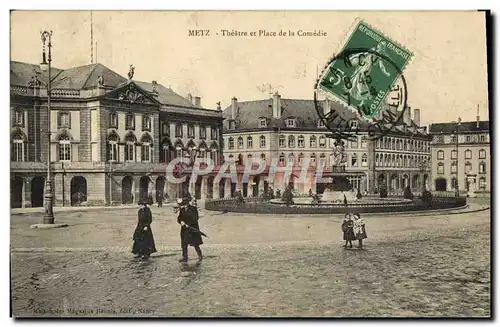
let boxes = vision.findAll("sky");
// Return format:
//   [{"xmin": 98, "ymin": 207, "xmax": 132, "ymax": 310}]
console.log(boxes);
[{"xmin": 10, "ymin": 10, "xmax": 489, "ymax": 126}]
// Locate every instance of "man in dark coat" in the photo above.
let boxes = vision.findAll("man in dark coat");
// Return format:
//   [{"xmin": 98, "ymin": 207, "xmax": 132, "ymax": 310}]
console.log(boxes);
[
  {"xmin": 132, "ymin": 199, "xmax": 157, "ymax": 259},
  {"xmin": 177, "ymin": 197, "xmax": 203, "ymax": 263},
  {"xmin": 156, "ymin": 190, "xmax": 163, "ymax": 208}
]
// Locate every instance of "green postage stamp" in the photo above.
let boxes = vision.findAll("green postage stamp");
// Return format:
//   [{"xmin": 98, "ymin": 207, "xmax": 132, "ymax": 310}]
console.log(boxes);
[{"xmin": 318, "ymin": 20, "xmax": 414, "ymax": 121}]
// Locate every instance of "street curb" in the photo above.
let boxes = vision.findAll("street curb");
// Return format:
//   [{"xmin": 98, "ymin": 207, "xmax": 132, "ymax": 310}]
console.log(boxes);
[{"xmin": 11, "ymin": 203, "xmax": 177, "ymax": 216}]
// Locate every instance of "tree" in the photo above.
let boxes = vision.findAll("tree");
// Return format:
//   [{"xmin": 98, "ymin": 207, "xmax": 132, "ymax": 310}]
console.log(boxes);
[{"xmin": 282, "ymin": 186, "xmax": 294, "ymax": 206}]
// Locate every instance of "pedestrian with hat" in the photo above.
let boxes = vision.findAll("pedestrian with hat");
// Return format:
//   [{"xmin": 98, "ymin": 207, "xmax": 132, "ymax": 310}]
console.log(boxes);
[
  {"xmin": 132, "ymin": 199, "xmax": 157, "ymax": 259},
  {"xmin": 177, "ymin": 196, "xmax": 204, "ymax": 263}
]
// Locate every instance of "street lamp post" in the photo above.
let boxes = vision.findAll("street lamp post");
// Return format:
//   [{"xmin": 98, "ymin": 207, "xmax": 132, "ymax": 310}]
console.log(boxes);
[
  {"xmin": 451, "ymin": 118, "xmax": 461, "ymax": 197},
  {"xmin": 40, "ymin": 30, "xmax": 54, "ymax": 224}
]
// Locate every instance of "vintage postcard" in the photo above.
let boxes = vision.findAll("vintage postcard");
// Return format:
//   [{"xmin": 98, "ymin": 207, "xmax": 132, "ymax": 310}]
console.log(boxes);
[{"xmin": 9, "ymin": 10, "xmax": 491, "ymax": 318}]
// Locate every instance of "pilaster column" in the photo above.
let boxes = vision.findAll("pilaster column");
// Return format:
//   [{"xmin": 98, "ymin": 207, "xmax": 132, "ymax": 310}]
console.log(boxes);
[
  {"xmin": 201, "ymin": 176, "xmax": 208, "ymax": 199},
  {"xmin": 225, "ymin": 178, "xmax": 231, "ymax": 198},
  {"xmin": 213, "ymin": 179, "xmax": 220, "ymax": 199}
]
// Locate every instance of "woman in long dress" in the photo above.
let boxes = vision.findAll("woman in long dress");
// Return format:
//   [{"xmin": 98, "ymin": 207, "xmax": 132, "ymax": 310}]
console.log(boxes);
[
  {"xmin": 132, "ymin": 200, "xmax": 157, "ymax": 259},
  {"xmin": 352, "ymin": 213, "xmax": 368, "ymax": 249},
  {"xmin": 342, "ymin": 213, "xmax": 355, "ymax": 248}
]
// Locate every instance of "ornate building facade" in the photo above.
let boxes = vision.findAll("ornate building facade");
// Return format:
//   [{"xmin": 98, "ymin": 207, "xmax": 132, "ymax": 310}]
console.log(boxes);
[
  {"xmin": 222, "ymin": 92, "xmax": 432, "ymax": 197},
  {"xmin": 429, "ymin": 114, "xmax": 490, "ymax": 194},
  {"xmin": 10, "ymin": 61, "xmax": 224, "ymax": 208}
]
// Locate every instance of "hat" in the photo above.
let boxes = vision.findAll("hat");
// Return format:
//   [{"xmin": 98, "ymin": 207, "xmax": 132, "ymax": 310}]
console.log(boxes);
[{"xmin": 138, "ymin": 198, "xmax": 150, "ymax": 206}]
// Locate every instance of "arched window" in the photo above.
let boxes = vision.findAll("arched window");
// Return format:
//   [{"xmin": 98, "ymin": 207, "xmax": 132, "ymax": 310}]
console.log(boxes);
[
  {"xmin": 465, "ymin": 161, "xmax": 472, "ymax": 173},
  {"xmin": 288, "ymin": 152, "xmax": 295, "ymax": 164},
  {"xmin": 210, "ymin": 143, "xmax": 219, "ymax": 166},
  {"xmin": 319, "ymin": 135, "xmax": 326, "ymax": 148},
  {"xmin": 279, "ymin": 152, "xmax": 285, "ymax": 165},
  {"xmin": 109, "ymin": 111, "xmax": 118, "ymax": 128},
  {"xmin": 160, "ymin": 137, "xmax": 173, "ymax": 163},
  {"xmin": 260, "ymin": 153, "xmax": 266, "ymax": 163},
  {"xmin": 319, "ymin": 153, "xmax": 326, "ymax": 166},
  {"xmin": 228, "ymin": 137, "xmax": 235, "ymax": 150},
  {"xmin": 361, "ymin": 136, "xmax": 368, "ymax": 148},
  {"xmin": 310, "ymin": 152, "xmax": 317, "ymax": 164},
  {"xmin": 437, "ymin": 150, "xmax": 444, "ymax": 160},
  {"xmin": 288, "ymin": 135, "xmax": 295, "ymax": 148},
  {"xmin": 107, "ymin": 133, "xmax": 119, "ymax": 162},
  {"xmin": 247, "ymin": 136, "xmax": 253, "ymax": 148},
  {"xmin": 11, "ymin": 131, "xmax": 25, "ymax": 162},
  {"xmin": 351, "ymin": 153, "xmax": 358, "ymax": 166},
  {"xmin": 247, "ymin": 153, "xmax": 252, "ymax": 160},
  {"xmin": 298, "ymin": 135, "xmax": 305, "ymax": 148},
  {"xmin": 125, "ymin": 134, "xmax": 136, "ymax": 162},
  {"xmin": 298, "ymin": 153, "xmax": 304, "ymax": 165},
  {"xmin": 260, "ymin": 135, "xmax": 266, "ymax": 148},
  {"xmin": 198, "ymin": 143, "xmax": 207, "ymax": 159},
  {"xmin": 238, "ymin": 136, "xmax": 244, "ymax": 149},
  {"xmin": 361, "ymin": 153, "xmax": 368, "ymax": 167},
  {"xmin": 175, "ymin": 123, "xmax": 183, "ymax": 137},
  {"xmin": 174, "ymin": 140, "xmax": 184, "ymax": 159},
  {"xmin": 375, "ymin": 153, "xmax": 379, "ymax": 167},
  {"xmin": 310, "ymin": 135, "xmax": 317, "ymax": 148},
  {"xmin": 58, "ymin": 135, "xmax": 71, "ymax": 161},
  {"xmin": 279, "ymin": 135, "xmax": 286, "ymax": 148}
]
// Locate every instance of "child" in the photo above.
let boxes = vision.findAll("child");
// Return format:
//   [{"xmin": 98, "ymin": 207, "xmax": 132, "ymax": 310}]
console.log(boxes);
[{"xmin": 341, "ymin": 213, "xmax": 355, "ymax": 248}]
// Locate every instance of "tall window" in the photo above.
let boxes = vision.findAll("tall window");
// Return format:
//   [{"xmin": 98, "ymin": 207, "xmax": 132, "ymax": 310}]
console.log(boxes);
[
  {"xmin": 107, "ymin": 134, "xmax": 119, "ymax": 162},
  {"xmin": 279, "ymin": 135, "xmax": 286, "ymax": 148},
  {"xmin": 375, "ymin": 154, "xmax": 380, "ymax": 167},
  {"xmin": 319, "ymin": 135, "xmax": 326, "ymax": 148},
  {"xmin": 260, "ymin": 153, "xmax": 266, "ymax": 163},
  {"xmin": 361, "ymin": 153, "xmax": 368, "ymax": 167},
  {"xmin": 247, "ymin": 136, "xmax": 253, "ymax": 148},
  {"xmin": 238, "ymin": 136, "xmax": 244, "ymax": 149},
  {"xmin": 175, "ymin": 124, "xmax": 183, "ymax": 137},
  {"xmin": 187, "ymin": 124, "xmax": 195, "ymax": 138},
  {"xmin": 310, "ymin": 135, "xmax": 317, "ymax": 148},
  {"xmin": 298, "ymin": 153, "xmax": 304, "ymax": 165},
  {"xmin": 479, "ymin": 149, "xmax": 486, "ymax": 159},
  {"xmin": 466, "ymin": 135, "xmax": 471, "ymax": 143},
  {"xmin": 58, "ymin": 135, "xmax": 71, "ymax": 161},
  {"xmin": 480, "ymin": 134, "xmax": 486, "ymax": 142},
  {"xmin": 479, "ymin": 177, "xmax": 486, "ymax": 189},
  {"xmin": 125, "ymin": 114, "xmax": 135, "ymax": 130},
  {"xmin": 125, "ymin": 134, "xmax": 136, "ymax": 162},
  {"xmin": 228, "ymin": 137, "xmax": 234, "ymax": 150},
  {"xmin": 319, "ymin": 153, "xmax": 326, "ymax": 166},
  {"xmin": 288, "ymin": 153, "xmax": 295, "ymax": 165},
  {"xmin": 361, "ymin": 136, "xmax": 368, "ymax": 148},
  {"xmin": 11, "ymin": 132, "xmax": 24, "ymax": 162},
  {"xmin": 465, "ymin": 162, "xmax": 472, "ymax": 173},
  {"xmin": 351, "ymin": 153, "xmax": 358, "ymax": 167},
  {"xmin": 142, "ymin": 115, "xmax": 151, "ymax": 131},
  {"xmin": 479, "ymin": 162, "xmax": 486, "ymax": 174},
  {"xmin": 200, "ymin": 125, "xmax": 207, "ymax": 139},
  {"xmin": 437, "ymin": 150, "xmax": 444, "ymax": 160},
  {"xmin": 211, "ymin": 127, "xmax": 218, "ymax": 140},
  {"xmin": 14, "ymin": 110, "xmax": 24, "ymax": 127},
  {"xmin": 451, "ymin": 150, "xmax": 457, "ymax": 159},
  {"xmin": 247, "ymin": 153, "xmax": 253, "ymax": 160},
  {"xmin": 260, "ymin": 135, "xmax": 266, "ymax": 148},
  {"xmin": 108, "ymin": 112, "xmax": 118, "ymax": 129},
  {"xmin": 310, "ymin": 153, "xmax": 317, "ymax": 164},
  {"xmin": 141, "ymin": 135, "xmax": 153, "ymax": 162},
  {"xmin": 298, "ymin": 135, "xmax": 305, "ymax": 148},
  {"xmin": 451, "ymin": 135, "xmax": 458, "ymax": 143},
  {"xmin": 465, "ymin": 149, "xmax": 472, "ymax": 159},
  {"xmin": 437, "ymin": 163, "xmax": 444, "ymax": 174},
  {"xmin": 161, "ymin": 122, "xmax": 169, "ymax": 136},
  {"xmin": 451, "ymin": 162, "xmax": 457, "ymax": 173},
  {"xmin": 279, "ymin": 152, "xmax": 285, "ymax": 165},
  {"xmin": 58, "ymin": 112, "xmax": 71, "ymax": 128},
  {"xmin": 288, "ymin": 135, "xmax": 295, "ymax": 148}
]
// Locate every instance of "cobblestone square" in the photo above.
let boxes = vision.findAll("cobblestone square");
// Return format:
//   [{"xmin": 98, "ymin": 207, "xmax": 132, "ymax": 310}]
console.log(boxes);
[{"xmin": 10, "ymin": 202, "xmax": 491, "ymax": 317}]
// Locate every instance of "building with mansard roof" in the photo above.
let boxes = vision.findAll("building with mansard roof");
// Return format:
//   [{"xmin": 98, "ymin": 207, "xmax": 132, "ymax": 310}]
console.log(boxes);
[
  {"xmin": 222, "ymin": 92, "xmax": 432, "ymax": 197},
  {"xmin": 10, "ymin": 61, "xmax": 224, "ymax": 208},
  {"xmin": 429, "ymin": 113, "xmax": 490, "ymax": 194}
]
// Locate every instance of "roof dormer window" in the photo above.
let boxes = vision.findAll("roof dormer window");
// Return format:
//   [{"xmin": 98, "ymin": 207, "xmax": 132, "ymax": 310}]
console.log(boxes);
[
  {"xmin": 317, "ymin": 119, "xmax": 325, "ymax": 128},
  {"xmin": 286, "ymin": 118, "xmax": 296, "ymax": 128},
  {"xmin": 229, "ymin": 120, "xmax": 236, "ymax": 130},
  {"xmin": 259, "ymin": 118, "xmax": 267, "ymax": 128},
  {"xmin": 349, "ymin": 119, "xmax": 358, "ymax": 129}
]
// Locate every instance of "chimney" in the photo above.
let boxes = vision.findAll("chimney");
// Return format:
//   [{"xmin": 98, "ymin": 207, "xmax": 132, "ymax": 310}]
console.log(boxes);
[
  {"xmin": 272, "ymin": 91, "xmax": 281, "ymax": 119},
  {"xmin": 413, "ymin": 108, "xmax": 421, "ymax": 127},
  {"xmin": 231, "ymin": 97, "xmax": 237, "ymax": 119},
  {"xmin": 403, "ymin": 106, "xmax": 411, "ymax": 125},
  {"xmin": 323, "ymin": 97, "xmax": 331, "ymax": 115},
  {"xmin": 187, "ymin": 93, "xmax": 193, "ymax": 104},
  {"xmin": 476, "ymin": 104, "xmax": 480, "ymax": 128},
  {"xmin": 194, "ymin": 96, "xmax": 201, "ymax": 107}
]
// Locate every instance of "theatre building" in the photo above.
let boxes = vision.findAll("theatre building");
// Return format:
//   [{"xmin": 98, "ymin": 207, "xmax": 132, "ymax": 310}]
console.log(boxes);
[
  {"xmin": 10, "ymin": 61, "xmax": 224, "ymax": 208},
  {"xmin": 222, "ymin": 92, "xmax": 432, "ymax": 196}
]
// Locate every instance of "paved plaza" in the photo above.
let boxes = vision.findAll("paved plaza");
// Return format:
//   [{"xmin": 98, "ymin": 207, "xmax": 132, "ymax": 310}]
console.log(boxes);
[{"xmin": 10, "ymin": 199, "xmax": 491, "ymax": 317}]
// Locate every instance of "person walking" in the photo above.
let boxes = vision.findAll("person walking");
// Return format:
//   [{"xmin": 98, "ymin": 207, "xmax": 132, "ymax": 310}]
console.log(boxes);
[
  {"xmin": 156, "ymin": 190, "xmax": 163, "ymax": 208},
  {"xmin": 132, "ymin": 199, "xmax": 157, "ymax": 259},
  {"xmin": 341, "ymin": 213, "xmax": 355, "ymax": 249},
  {"xmin": 177, "ymin": 196, "xmax": 203, "ymax": 263},
  {"xmin": 353, "ymin": 213, "xmax": 367, "ymax": 249}
]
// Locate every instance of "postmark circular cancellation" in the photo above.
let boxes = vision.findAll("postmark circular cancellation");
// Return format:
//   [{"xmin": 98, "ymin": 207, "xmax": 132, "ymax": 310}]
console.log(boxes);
[{"xmin": 314, "ymin": 20, "xmax": 414, "ymax": 142}]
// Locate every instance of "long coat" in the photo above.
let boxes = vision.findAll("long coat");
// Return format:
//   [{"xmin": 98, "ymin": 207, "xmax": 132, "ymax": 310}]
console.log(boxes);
[
  {"xmin": 177, "ymin": 205, "xmax": 203, "ymax": 247},
  {"xmin": 132, "ymin": 206, "xmax": 157, "ymax": 255},
  {"xmin": 342, "ymin": 220, "xmax": 355, "ymax": 241},
  {"xmin": 353, "ymin": 219, "xmax": 368, "ymax": 240}
]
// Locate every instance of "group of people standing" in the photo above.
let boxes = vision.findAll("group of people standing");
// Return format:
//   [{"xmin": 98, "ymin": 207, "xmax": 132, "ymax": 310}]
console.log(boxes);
[
  {"xmin": 341, "ymin": 213, "xmax": 367, "ymax": 249},
  {"xmin": 131, "ymin": 194, "xmax": 204, "ymax": 263}
]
